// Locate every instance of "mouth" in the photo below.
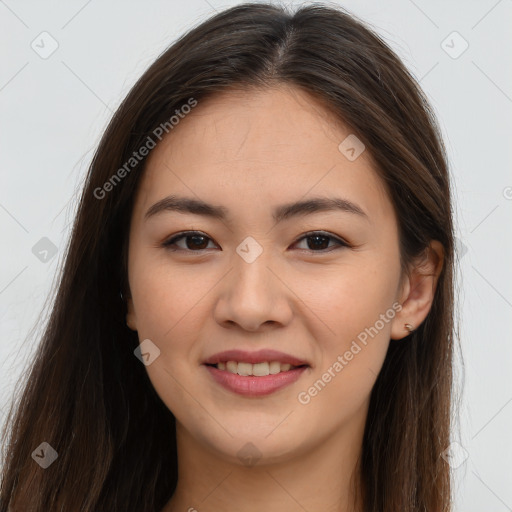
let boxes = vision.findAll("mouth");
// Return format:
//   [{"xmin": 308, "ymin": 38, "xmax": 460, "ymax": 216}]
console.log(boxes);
[{"xmin": 202, "ymin": 349, "xmax": 310, "ymax": 396}]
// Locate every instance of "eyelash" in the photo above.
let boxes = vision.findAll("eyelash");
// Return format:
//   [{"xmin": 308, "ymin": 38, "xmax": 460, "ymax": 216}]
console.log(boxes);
[{"xmin": 162, "ymin": 230, "xmax": 351, "ymax": 254}]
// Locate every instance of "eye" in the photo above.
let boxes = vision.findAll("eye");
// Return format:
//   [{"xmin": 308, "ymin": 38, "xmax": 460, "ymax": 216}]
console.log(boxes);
[
  {"xmin": 162, "ymin": 230, "xmax": 350, "ymax": 253},
  {"xmin": 162, "ymin": 231, "xmax": 218, "ymax": 252},
  {"xmin": 292, "ymin": 231, "xmax": 350, "ymax": 252}
]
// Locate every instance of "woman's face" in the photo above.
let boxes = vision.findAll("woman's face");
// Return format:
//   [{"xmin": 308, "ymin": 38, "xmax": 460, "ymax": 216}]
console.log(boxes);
[{"xmin": 126, "ymin": 85, "xmax": 408, "ymax": 464}]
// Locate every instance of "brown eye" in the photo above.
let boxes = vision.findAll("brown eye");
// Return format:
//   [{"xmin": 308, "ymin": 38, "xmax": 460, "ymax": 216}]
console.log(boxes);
[
  {"xmin": 163, "ymin": 232, "xmax": 217, "ymax": 251},
  {"xmin": 293, "ymin": 231, "xmax": 349, "ymax": 252}
]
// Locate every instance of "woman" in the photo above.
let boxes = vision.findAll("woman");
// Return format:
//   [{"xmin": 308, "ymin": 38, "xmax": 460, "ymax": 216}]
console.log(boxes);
[{"xmin": 0, "ymin": 3, "xmax": 457, "ymax": 511}]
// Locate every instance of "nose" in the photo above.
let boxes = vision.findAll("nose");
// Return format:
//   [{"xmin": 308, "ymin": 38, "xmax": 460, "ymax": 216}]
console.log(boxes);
[{"xmin": 213, "ymin": 247, "xmax": 293, "ymax": 332}]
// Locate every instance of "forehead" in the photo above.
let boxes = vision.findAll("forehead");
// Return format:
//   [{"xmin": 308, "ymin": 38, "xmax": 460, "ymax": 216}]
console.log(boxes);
[
  {"xmin": 135, "ymin": 85, "xmax": 394, "ymax": 225},
  {"xmin": 148, "ymin": 85, "xmax": 362, "ymax": 167}
]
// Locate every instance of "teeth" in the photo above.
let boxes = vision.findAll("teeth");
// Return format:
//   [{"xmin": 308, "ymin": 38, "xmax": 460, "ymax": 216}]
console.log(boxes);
[
  {"xmin": 237, "ymin": 362, "xmax": 252, "ymax": 376},
  {"xmin": 226, "ymin": 361, "xmax": 237, "ymax": 373},
  {"xmin": 269, "ymin": 361, "xmax": 281, "ymax": 374},
  {"xmin": 253, "ymin": 362, "xmax": 269, "ymax": 376},
  {"xmin": 215, "ymin": 360, "xmax": 299, "ymax": 376}
]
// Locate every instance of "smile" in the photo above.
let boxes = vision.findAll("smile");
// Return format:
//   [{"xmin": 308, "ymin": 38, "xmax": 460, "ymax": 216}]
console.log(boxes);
[{"xmin": 204, "ymin": 362, "xmax": 309, "ymax": 396}]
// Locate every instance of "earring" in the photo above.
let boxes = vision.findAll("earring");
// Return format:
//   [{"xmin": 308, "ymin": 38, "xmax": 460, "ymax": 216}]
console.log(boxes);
[
  {"xmin": 120, "ymin": 290, "xmax": 124, "ymax": 301},
  {"xmin": 404, "ymin": 323, "xmax": 414, "ymax": 332}
]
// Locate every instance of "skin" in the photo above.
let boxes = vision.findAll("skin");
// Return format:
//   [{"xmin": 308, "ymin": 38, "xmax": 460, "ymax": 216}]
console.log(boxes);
[{"xmin": 125, "ymin": 85, "xmax": 444, "ymax": 512}]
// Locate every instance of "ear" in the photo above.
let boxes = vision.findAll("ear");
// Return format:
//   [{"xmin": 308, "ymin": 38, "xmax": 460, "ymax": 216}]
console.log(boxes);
[
  {"xmin": 125, "ymin": 292, "xmax": 138, "ymax": 331},
  {"xmin": 391, "ymin": 240, "xmax": 444, "ymax": 340}
]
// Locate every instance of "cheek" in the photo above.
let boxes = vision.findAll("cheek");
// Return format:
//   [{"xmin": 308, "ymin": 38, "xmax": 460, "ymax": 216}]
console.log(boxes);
[
  {"xmin": 128, "ymin": 263, "xmax": 207, "ymax": 418},
  {"xmin": 129, "ymin": 255, "xmax": 204, "ymax": 338},
  {"xmin": 292, "ymin": 286, "xmax": 394, "ymax": 441},
  {"xmin": 292, "ymin": 258, "xmax": 399, "ymax": 398},
  {"xmin": 129, "ymin": 256, "xmax": 215, "ymax": 371},
  {"xmin": 293, "ymin": 257, "xmax": 399, "ymax": 337}
]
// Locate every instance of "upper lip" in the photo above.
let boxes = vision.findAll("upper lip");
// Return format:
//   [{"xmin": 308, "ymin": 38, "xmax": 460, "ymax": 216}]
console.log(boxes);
[{"xmin": 203, "ymin": 349, "xmax": 309, "ymax": 367}]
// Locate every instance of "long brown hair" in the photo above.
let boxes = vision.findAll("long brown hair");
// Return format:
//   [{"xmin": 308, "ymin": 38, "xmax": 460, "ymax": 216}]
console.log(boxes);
[{"xmin": 0, "ymin": 3, "xmax": 457, "ymax": 510}]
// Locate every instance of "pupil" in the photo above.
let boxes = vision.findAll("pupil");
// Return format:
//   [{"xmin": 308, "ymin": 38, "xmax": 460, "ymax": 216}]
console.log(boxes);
[
  {"xmin": 187, "ymin": 235, "xmax": 208, "ymax": 250},
  {"xmin": 308, "ymin": 235, "xmax": 329, "ymax": 250}
]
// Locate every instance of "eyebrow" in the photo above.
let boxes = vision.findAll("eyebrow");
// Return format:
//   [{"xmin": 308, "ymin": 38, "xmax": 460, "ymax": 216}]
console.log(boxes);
[{"xmin": 144, "ymin": 195, "xmax": 369, "ymax": 223}]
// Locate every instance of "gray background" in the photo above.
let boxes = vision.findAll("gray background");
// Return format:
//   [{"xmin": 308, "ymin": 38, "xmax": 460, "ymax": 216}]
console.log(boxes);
[{"xmin": 1, "ymin": 0, "xmax": 511, "ymax": 509}]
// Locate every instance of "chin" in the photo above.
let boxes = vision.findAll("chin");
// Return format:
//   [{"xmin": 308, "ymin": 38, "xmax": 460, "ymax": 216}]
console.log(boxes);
[{"xmin": 195, "ymin": 423, "xmax": 306, "ymax": 465}]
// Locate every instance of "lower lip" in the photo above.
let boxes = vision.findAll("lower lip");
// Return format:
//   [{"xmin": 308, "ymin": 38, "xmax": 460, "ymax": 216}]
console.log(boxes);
[{"xmin": 204, "ymin": 364, "xmax": 308, "ymax": 396}]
